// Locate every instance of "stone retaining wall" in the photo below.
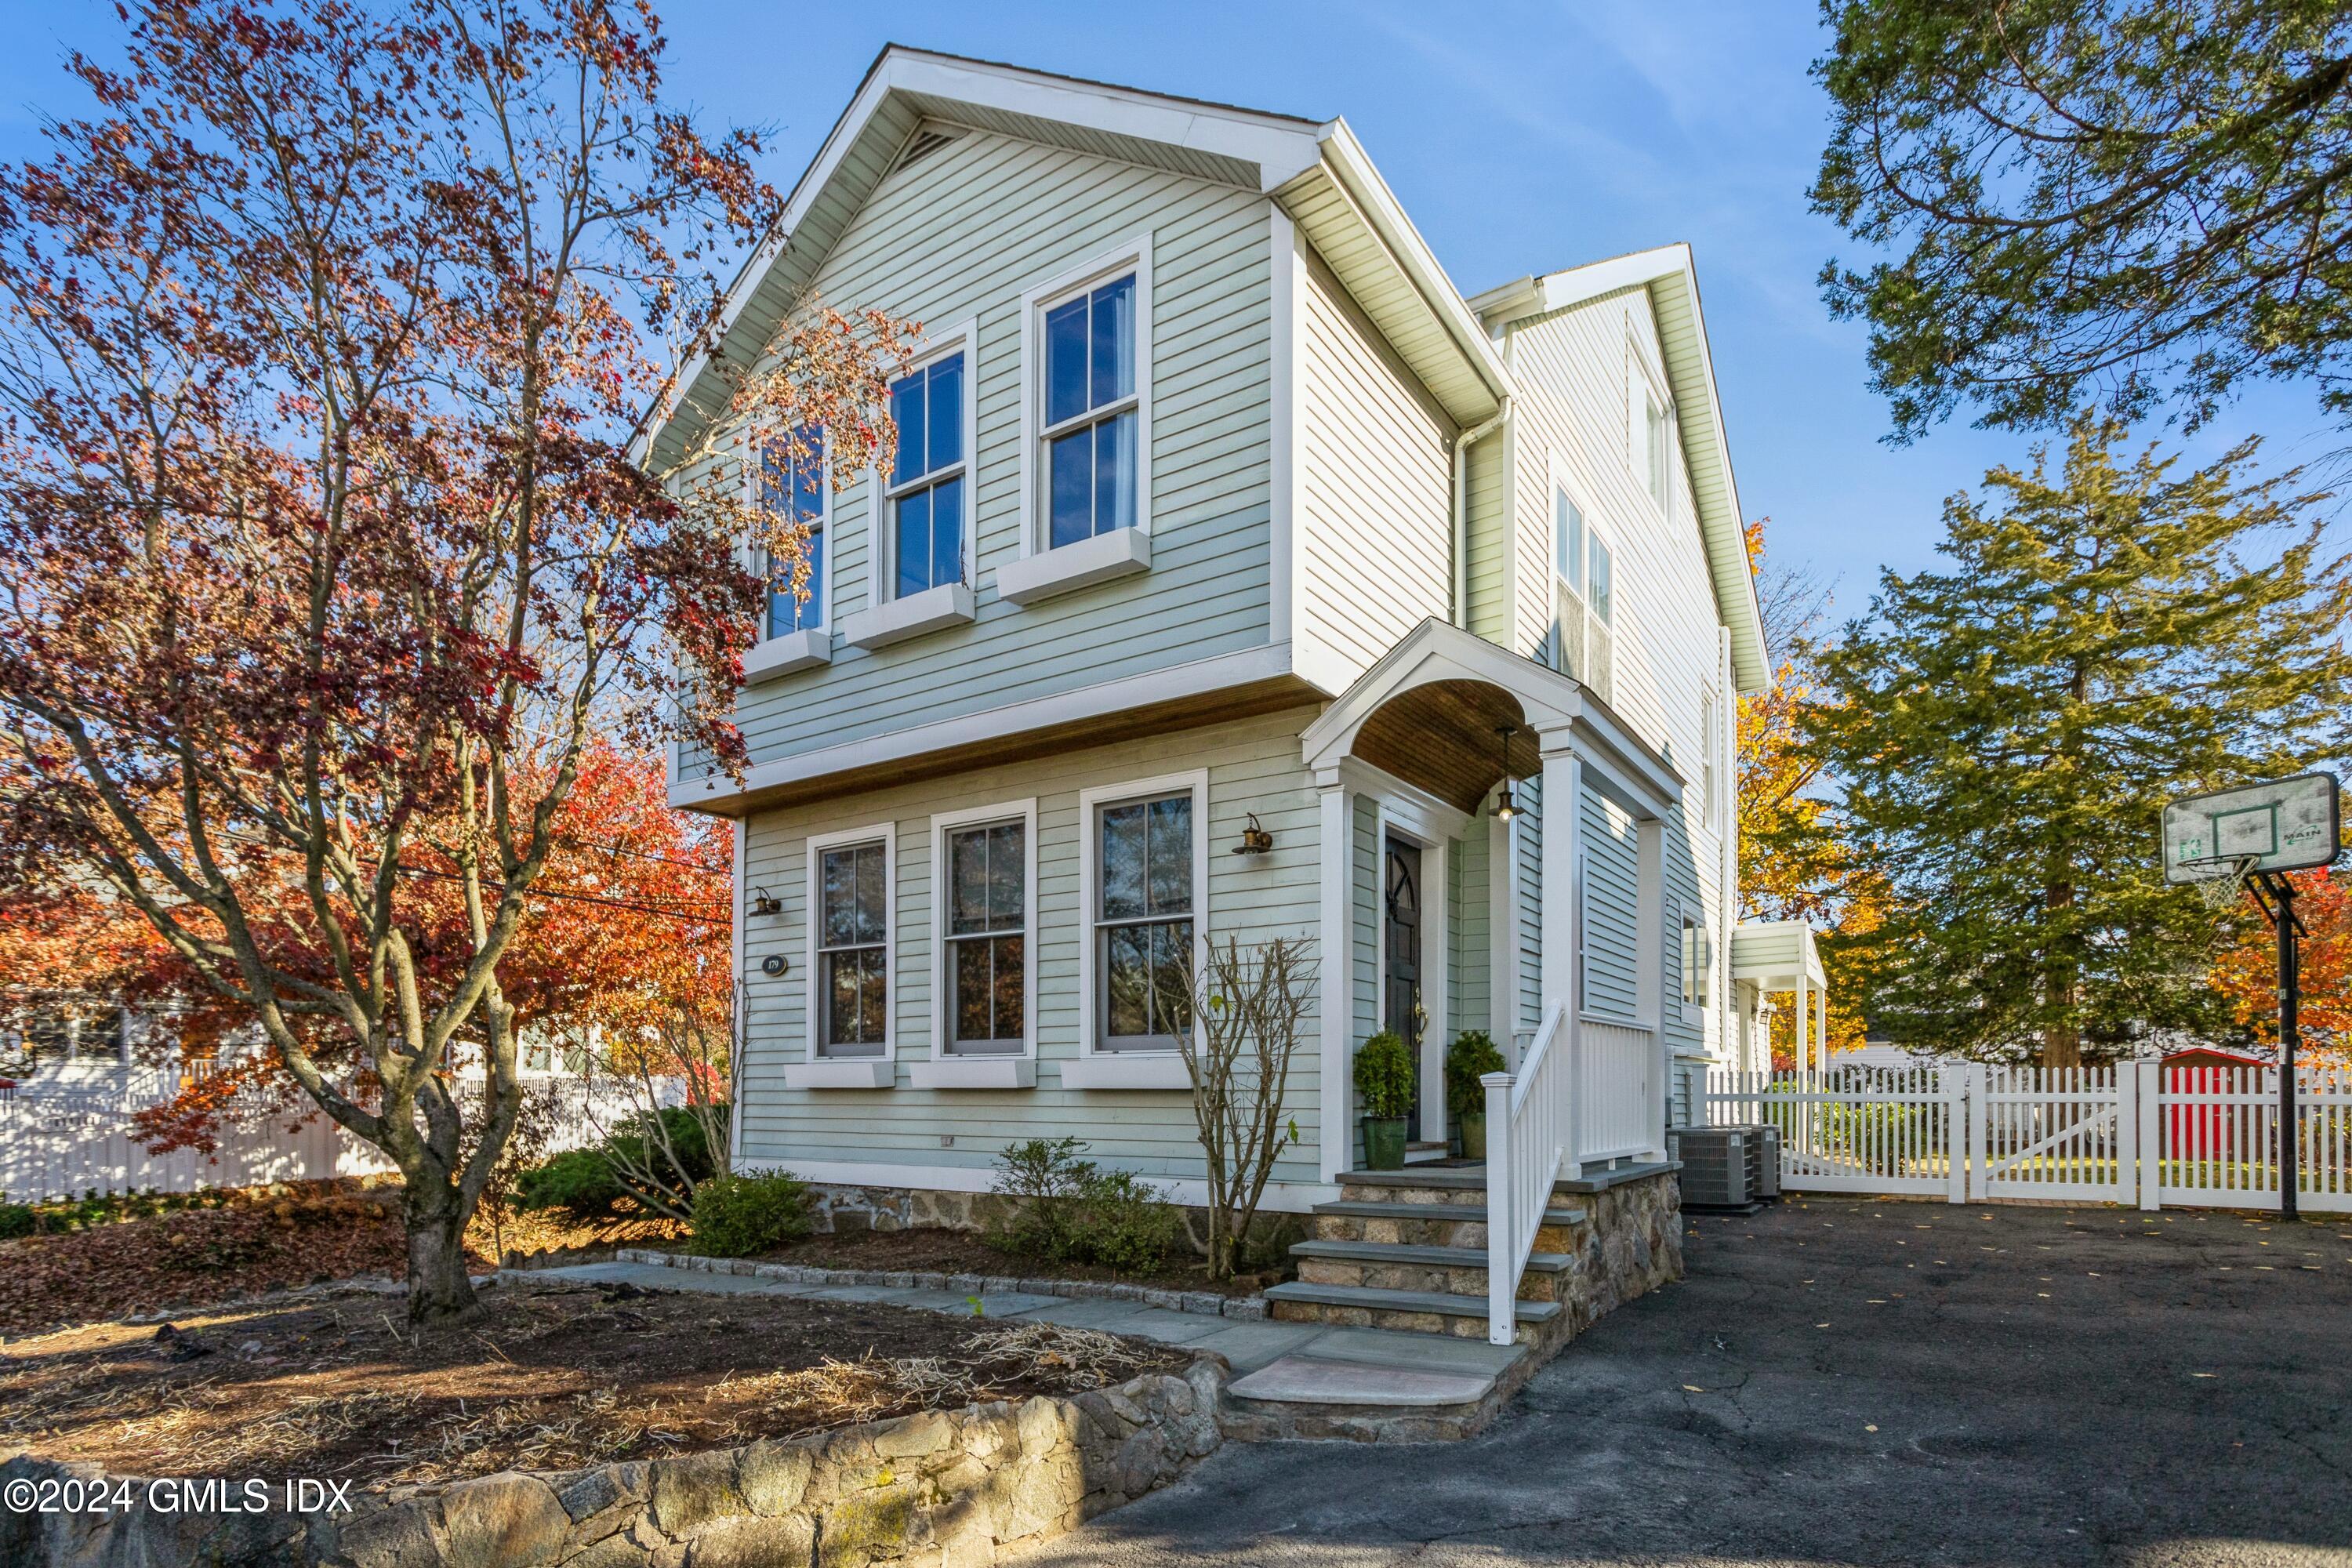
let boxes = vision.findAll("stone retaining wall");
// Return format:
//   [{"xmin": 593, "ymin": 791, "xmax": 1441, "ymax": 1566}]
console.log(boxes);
[{"xmin": 2, "ymin": 1363, "xmax": 1226, "ymax": 1568}]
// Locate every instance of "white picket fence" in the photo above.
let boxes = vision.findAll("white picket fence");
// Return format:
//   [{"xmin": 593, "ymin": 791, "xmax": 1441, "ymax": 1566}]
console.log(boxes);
[
  {"xmin": 0, "ymin": 1079, "xmax": 653, "ymax": 1204},
  {"xmin": 1704, "ymin": 1062, "xmax": 2352, "ymax": 1212}
]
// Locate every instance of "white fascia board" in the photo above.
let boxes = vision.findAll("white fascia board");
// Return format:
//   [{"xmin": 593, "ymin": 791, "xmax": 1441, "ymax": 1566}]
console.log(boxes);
[
  {"xmin": 634, "ymin": 49, "xmax": 1323, "ymax": 464},
  {"xmin": 1315, "ymin": 120, "xmax": 1514, "ymax": 412}
]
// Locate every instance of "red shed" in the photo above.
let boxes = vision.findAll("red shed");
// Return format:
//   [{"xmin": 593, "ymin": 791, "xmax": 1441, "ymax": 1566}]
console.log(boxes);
[{"xmin": 2162, "ymin": 1045, "xmax": 2271, "ymax": 1161}]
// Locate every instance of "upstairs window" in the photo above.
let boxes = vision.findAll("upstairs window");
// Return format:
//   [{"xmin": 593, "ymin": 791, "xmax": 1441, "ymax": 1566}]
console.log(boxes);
[
  {"xmin": 1552, "ymin": 485, "xmax": 1615, "ymax": 702},
  {"xmin": 1700, "ymin": 687, "xmax": 1721, "ymax": 830},
  {"xmin": 762, "ymin": 429, "xmax": 825, "ymax": 637},
  {"xmin": 887, "ymin": 352, "xmax": 967, "ymax": 598},
  {"xmin": 1044, "ymin": 272, "xmax": 1138, "ymax": 550},
  {"xmin": 1642, "ymin": 393, "xmax": 1671, "ymax": 508},
  {"xmin": 815, "ymin": 837, "xmax": 888, "ymax": 1056}
]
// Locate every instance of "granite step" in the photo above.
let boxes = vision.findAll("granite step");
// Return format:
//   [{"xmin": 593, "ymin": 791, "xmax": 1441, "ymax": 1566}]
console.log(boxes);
[
  {"xmin": 1311, "ymin": 1199, "xmax": 1588, "ymax": 1228},
  {"xmin": 1264, "ymin": 1280, "xmax": 1563, "ymax": 1345},
  {"xmin": 1290, "ymin": 1239, "xmax": 1573, "ymax": 1275}
]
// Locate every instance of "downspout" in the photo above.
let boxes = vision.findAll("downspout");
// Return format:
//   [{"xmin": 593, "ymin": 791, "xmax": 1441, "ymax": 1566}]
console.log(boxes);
[{"xmin": 1450, "ymin": 394, "xmax": 1512, "ymax": 627}]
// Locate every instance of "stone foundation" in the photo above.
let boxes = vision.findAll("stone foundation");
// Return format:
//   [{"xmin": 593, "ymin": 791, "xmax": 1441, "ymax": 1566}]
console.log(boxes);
[
  {"xmin": 1, "ymin": 1364, "xmax": 1226, "ymax": 1568},
  {"xmin": 1551, "ymin": 1169, "xmax": 1685, "ymax": 1344}
]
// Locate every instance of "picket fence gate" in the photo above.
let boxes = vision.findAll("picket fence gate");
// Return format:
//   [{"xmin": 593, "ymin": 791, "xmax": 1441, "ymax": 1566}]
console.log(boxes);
[{"xmin": 1704, "ymin": 1062, "xmax": 2352, "ymax": 1212}]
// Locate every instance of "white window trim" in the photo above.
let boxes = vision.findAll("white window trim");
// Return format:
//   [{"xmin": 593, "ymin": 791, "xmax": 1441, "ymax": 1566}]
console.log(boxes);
[
  {"xmin": 1627, "ymin": 339, "xmax": 1674, "ymax": 518},
  {"xmin": 873, "ymin": 319, "xmax": 979, "ymax": 604},
  {"xmin": 1012, "ymin": 235, "xmax": 1156, "ymax": 571},
  {"xmin": 916, "ymin": 797, "xmax": 1039, "ymax": 1087},
  {"xmin": 800, "ymin": 821, "xmax": 896, "ymax": 1069},
  {"xmin": 742, "ymin": 430, "xmax": 833, "ymax": 683},
  {"xmin": 1072, "ymin": 768, "xmax": 1208, "ymax": 1072}
]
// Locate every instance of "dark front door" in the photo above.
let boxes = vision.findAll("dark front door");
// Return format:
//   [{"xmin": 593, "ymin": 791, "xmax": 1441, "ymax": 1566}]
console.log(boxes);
[{"xmin": 1384, "ymin": 835, "xmax": 1424, "ymax": 1142}]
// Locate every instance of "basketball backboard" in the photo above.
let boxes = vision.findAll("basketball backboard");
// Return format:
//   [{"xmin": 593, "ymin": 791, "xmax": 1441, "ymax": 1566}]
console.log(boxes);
[{"xmin": 2162, "ymin": 773, "xmax": 2342, "ymax": 883}]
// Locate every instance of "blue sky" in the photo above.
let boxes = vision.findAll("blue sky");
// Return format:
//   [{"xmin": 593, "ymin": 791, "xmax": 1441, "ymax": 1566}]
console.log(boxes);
[{"xmin": 0, "ymin": 1, "xmax": 2335, "ymax": 622}]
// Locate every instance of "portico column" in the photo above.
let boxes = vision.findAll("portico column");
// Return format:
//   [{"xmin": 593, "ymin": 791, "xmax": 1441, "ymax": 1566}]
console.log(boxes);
[
  {"xmin": 1316, "ymin": 771, "xmax": 1356, "ymax": 1183},
  {"xmin": 1537, "ymin": 735, "xmax": 1581, "ymax": 1178}
]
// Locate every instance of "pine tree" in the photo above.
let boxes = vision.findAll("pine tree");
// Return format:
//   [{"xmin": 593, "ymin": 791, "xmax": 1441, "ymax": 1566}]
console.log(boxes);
[{"xmin": 1806, "ymin": 416, "xmax": 2352, "ymax": 1067}]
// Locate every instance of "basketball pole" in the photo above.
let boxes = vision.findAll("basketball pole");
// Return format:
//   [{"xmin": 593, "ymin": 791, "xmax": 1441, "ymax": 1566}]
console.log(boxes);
[{"xmin": 2249, "ymin": 870, "xmax": 2304, "ymax": 1221}]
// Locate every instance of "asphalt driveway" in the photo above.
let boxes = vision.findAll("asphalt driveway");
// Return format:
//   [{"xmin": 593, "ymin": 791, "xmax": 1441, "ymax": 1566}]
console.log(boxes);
[{"xmin": 1034, "ymin": 1196, "xmax": 2352, "ymax": 1567}]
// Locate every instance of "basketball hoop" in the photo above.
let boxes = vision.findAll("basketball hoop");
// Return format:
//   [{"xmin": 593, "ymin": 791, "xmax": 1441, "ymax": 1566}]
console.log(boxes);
[{"xmin": 2183, "ymin": 854, "xmax": 2260, "ymax": 911}]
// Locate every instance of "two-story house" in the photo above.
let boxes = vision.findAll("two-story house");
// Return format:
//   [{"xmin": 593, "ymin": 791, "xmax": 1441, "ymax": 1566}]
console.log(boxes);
[{"xmin": 648, "ymin": 49, "xmax": 1771, "ymax": 1358}]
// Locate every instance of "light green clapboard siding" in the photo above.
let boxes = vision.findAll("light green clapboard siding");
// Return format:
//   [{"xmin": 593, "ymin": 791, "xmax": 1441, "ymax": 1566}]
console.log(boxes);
[
  {"xmin": 1464, "ymin": 434, "xmax": 1512, "ymax": 647},
  {"xmin": 1581, "ymin": 788, "xmax": 1640, "ymax": 1019},
  {"xmin": 713, "ymin": 126, "xmax": 1274, "ymax": 769},
  {"xmin": 1514, "ymin": 773, "xmax": 1543, "ymax": 1036},
  {"xmin": 736, "ymin": 708, "xmax": 1325, "ymax": 1185},
  {"xmin": 1297, "ymin": 245, "xmax": 1457, "ymax": 684}
]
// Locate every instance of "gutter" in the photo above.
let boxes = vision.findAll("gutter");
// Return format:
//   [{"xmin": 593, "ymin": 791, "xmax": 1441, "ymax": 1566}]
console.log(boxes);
[{"xmin": 1450, "ymin": 395, "xmax": 1512, "ymax": 626}]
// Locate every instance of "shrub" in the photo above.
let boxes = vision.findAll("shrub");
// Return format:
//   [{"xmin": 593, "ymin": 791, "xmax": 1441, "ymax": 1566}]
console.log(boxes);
[
  {"xmin": 989, "ymin": 1137, "xmax": 1179, "ymax": 1274},
  {"xmin": 514, "ymin": 1147, "xmax": 626, "ymax": 1221},
  {"xmin": 691, "ymin": 1172, "xmax": 814, "ymax": 1258},
  {"xmin": 1354, "ymin": 1030, "xmax": 1415, "ymax": 1120},
  {"xmin": 1443, "ymin": 1030, "xmax": 1507, "ymax": 1115},
  {"xmin": 0, "ymin": 1202, "xmax": 34, "ymax": 1240}
]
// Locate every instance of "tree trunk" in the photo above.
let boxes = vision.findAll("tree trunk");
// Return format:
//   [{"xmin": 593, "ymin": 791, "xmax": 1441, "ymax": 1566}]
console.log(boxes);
[
  {"xmin": 2042, "ymin": 877, "xmax": 2082, "ymax": 1070},
  {"xmin": 404, "ymin": 1180, "xmax": 479, "ymax": 1323}
]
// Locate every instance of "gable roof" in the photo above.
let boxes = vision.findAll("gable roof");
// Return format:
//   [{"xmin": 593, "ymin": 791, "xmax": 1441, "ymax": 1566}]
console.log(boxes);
[
  {"xmin": 638, "ymin": 46, "xmax": 1510, "ymax": 470},
  {"xmin": 1469, "ymin": 245, "xmax": 1770, "ymax": 694}
]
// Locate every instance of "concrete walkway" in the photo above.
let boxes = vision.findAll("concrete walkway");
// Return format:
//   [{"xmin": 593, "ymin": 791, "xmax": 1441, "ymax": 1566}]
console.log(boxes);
[{"xmin": 528, "ymin": 1260, "xmax": 1522, "ymax": 1406}]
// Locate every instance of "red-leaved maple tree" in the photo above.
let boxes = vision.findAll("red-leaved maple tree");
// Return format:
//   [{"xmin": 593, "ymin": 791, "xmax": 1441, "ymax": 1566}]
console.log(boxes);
[{"xmin": 0, "ymin": 2, "xmax": 913, "ymax": 1320}]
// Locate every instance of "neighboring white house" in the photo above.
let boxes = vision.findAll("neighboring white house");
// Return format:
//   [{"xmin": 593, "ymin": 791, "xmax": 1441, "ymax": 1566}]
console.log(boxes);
[{"xmin": 648, "ymin": 50, "xmax": 1785, "ymax": 1312}]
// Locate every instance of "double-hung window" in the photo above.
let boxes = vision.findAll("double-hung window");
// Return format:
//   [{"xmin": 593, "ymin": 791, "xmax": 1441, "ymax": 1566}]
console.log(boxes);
[
  {"xmin": 1680, "ymin": 909, "xmax": 1710, "ymax": 1014},
  {"xmin": 945, "ymin": 817, "xmax": 1025, "ymax": 1054},
  {"xmin": 1642, "ymin": 393, "xmax": 1671, "ymax": 508},
  {"xmin": 887, "ymin": 352, "xmax": 966, "ymax": 599},
  {"xmin": 1552, "ymin": 485, "xmax": 1616, "ymax": 700},
  {"xmin": 1094, "ymin": 789, "xmax": 1193, "ymax": 1051},
  {"xmin": 762, "ymin": 428, "xmax": 825, "ymax": 637},
  {"xmin": 815, "ymin": 837, "xmax": 888, "ymax": 1055},
  {"xmin": 1043, "ymin": 272, "xmax": 1138, "ymax": 550}
]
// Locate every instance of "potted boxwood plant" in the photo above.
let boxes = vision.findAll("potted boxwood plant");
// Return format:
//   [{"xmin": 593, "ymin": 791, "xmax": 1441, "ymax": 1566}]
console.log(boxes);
[
  {"xmin": 1354, "ymin": 1030, "xmax": 1414, "ymax": 1171},
  {"xmin": 1444, "ymin": 1029, "xmax": 1507, "ymax": 1160}
]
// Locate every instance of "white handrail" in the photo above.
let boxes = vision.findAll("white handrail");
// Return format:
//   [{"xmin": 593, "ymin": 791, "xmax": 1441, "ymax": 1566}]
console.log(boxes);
[{"xmin": 1483, "ymin": 1000, "xmax": 1573, "ymax": 1345}]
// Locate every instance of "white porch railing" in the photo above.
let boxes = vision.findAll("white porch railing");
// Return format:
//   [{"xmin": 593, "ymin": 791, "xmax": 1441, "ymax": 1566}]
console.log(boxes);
[
  {"xmin": 1578, "ymin": 1019, "xmax": 1655, "ymax": 1164},
  {"xmin": 1483, "ymin": 1002, "xmax": 1570, "ymax": 1345}
]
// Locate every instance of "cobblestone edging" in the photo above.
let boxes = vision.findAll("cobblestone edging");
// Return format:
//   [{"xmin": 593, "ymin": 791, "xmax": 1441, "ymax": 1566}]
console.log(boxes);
[
  {"xmin": 1, "ymin": 1363, "xmax": 1228, "ymax": 1568},
  {"xmin": 612, "ymin": 1247, "xmax": 1272, "ymax": 1321}
]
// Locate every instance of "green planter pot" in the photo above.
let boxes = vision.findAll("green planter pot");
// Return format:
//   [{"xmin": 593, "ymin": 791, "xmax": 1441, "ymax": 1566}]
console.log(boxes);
[
  {"xmin": 1361, "ymin": 1116, "xmax": 1408, "ymax": 1171},
  {"xmin": 1457, "ymin": 1111, "xmax": 1486, "ymax": 1162}
]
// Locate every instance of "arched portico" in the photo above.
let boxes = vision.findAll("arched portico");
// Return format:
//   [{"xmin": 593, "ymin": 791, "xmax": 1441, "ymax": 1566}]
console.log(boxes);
[{"xmin": 1299, "ymin": 620, "xmax": 1684, "ymax": 1181}]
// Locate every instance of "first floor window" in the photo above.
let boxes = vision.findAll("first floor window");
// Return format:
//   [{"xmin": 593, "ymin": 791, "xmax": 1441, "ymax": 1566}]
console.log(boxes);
[
  {"xmin": 947, "ymin": 818, "xmax": 1025, "ymax": 1052},
  {"xmin": 1095, "ymin": 789, "xmax": 1192, "ymax": 1049},
  {"xmin": 818, "ymin": 840, "xmax": 887, "ymax": 1053}
]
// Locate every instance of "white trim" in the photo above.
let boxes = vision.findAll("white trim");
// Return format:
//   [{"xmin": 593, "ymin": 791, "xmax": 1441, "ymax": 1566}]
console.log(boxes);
[
  {"xmin": 785, "ymin": 1058, "xmax": 896, "ymax": 1091},
  {"xmin": 994, "ymin": 526, "xmax": 1149, "ymax": 604},
  {"xmin": 729, "ymin": 819, "xmax": 747, "ymax": 1173},
  {"xmin": 840, "ymin": 580, "xmax": 976, "ymax": 649},
  {"xmin": 1486, "ymin": 794, "xmax": 1515, "ymax": 1065},
  {"xmin": 874, "ymin": 318, "xmax": 980, "ymax": 604},
  {"xmin": 1269, "ymin": 204, "xmax": 1299, "ymax": 648},
  {"xmin": 910, "ymin": 1058, "xmax": 1038, "ymax": 1091},
  {"xmin": 672, "ymin": 642, "xmax": 1296, "ymax": 813},
  {"xmin": 927, "ymin": 797, "xmax": 1040, "ymax": 1062},
  {"xmin": 742, "ymin": 626, "xmax": 830, "ymax": 684},
  {"xmin": 1338, "ymin": 758, "xmax": 1472, "ymax": 844},
  {"xmin": 1057, "ymin": 1054, "xmax": 1194, "ymax": 1091},
  {"xmin": 1316, "ymin": 780, "xmax": 1355, "ymax": 1182},
  {"xmin": 804, "ymin": 821, "xmax": 897, "ymax": 1064},
  {"xmin": 735, "ymin": 1153, "xmax": 1338, "ymax": 1214},
  {"xmin": 1076, "ymin": 768, "xmax": 1210, "ymax": 1059},
  {"xmin": 1014, "ymin": 234, "xmax": 1155, "ymax": 561}
]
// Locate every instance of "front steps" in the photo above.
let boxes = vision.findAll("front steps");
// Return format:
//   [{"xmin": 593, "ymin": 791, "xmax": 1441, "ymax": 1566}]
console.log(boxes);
[{"xmin": 1265, "ymin": 1162, "xmax": 1678, "ymax": 1350}]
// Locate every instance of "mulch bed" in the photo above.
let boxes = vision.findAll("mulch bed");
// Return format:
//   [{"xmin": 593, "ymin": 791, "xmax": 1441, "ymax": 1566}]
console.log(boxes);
[
  {"xmin": 1, "ymin": 1278, "xmax": 1186, "ymax": 1493},
  {"xmin": 0, "ymin": 1185, "xmax": 463, "ymax": 1339},
  {"xmin": 726, "ymin": 1225, "xmax": 1286, "ymax": 1297}
]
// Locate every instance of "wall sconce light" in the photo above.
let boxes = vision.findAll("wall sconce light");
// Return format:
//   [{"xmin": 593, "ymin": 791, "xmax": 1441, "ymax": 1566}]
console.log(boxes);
[
  {"xmin": 1232, "ymin": 812, "xmax": 1275, "ymax": 855},
  {"xmin": 1492, "ymin": 724, "xmax": 1519, "ymax": 822},
  {"xmin": 750, "ymin": 887, "xmax": 782, "ymax": 916}
]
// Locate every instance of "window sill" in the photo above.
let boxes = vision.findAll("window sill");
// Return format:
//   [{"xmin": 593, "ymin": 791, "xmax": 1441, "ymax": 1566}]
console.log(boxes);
[
  {"xmin": 995, "ymin": 528, "xmax": 1151, "ymax": 605},
  {"xmin": 909, "ymin": 1057, "xmax": 1036, "ymax": 1091},
  {"xmin": 742, "ymin": 626, "xmax": 830, "ymax": 684},
  {"xmin": 784, "ymin": 1058, "xmax": 895, "ymax": 1091},
  {"xmin": 840, "ymin": 582, "xmax": 975, "ymax": 650},
  {"xmin": 1058, "ymin": 1054, "xmax": 1191, "ymax": 1091}
]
